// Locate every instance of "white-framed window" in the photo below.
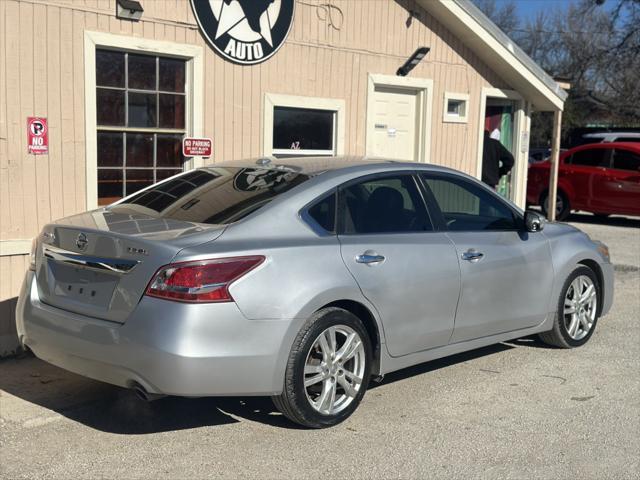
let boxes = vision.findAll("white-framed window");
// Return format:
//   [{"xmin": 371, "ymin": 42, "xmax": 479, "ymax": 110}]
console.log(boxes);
[
  {"xmin": 443, "ymin": 92, "xmax": 470, "ymax": 123},
  {"xmin": 95, "ymin": 50, "xmax": 188, "ymax": 205},
  {"xmin": 263, "ymin": 93, "xmax": 345, "ymax": 157},
  {"xmin": 84, "ymin": 32, "xmax": 204, "ymax": 210}
]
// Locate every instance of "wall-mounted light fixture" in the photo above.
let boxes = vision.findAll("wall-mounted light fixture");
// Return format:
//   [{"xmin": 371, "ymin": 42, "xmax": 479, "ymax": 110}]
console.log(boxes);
[
  {"xmin": 396, "ymin": 47, "xmax": 430, "ymax": 77},
  {"xmin": 116, "ymin": 0, "xmax": 144, "ymax": 22}
]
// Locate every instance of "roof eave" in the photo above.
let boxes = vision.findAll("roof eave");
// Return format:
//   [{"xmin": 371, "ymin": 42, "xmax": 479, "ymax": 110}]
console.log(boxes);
[{"xmin": 419, "ymin": 0, "xmax": 567, "ymax": 112}]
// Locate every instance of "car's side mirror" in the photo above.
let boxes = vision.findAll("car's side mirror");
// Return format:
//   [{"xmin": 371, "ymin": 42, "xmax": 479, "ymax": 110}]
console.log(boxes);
[{"xmin": 524, "ymin": 210, "xmax": 545, "ymax": 232}]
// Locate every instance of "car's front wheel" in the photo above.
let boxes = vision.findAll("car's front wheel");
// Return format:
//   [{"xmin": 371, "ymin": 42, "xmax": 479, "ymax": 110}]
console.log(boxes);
[
  {"xmin": 272, "ymin": 307, "xmax": 372, "ymax": 428},
  {"xmin": 539, "ymin": 266, "xmax": 600, "ymax": 348}
]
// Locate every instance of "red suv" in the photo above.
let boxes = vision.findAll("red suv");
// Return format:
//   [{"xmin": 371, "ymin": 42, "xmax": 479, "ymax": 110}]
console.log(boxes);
[{"xmin": 527, "ymin": 142, "xmax": 640, "ymax": 220}]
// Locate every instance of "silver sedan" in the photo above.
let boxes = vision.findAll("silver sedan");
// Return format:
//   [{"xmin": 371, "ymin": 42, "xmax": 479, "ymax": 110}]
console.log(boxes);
[{"xmin": 16, "ymin": 157, "xmax": 614, "ymax": 428}]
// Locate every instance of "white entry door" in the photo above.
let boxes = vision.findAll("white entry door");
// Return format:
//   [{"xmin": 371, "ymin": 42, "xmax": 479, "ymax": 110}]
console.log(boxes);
[{"xmin": 368, "ymin": 85, "xmax": 420, "ymax": 161}]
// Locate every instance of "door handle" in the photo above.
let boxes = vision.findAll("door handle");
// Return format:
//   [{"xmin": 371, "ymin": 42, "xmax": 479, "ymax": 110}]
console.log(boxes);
[
  {"xmin": 355, "ymin": 253, "xmax": 386, "ymax": 265},
  {"xmin": 461, "ymin": 249, "xmax": 484, "ymax": 262}
]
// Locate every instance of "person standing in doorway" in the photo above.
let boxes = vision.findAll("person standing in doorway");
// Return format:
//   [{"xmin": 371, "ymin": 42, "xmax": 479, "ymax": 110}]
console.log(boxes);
[{"xmin": 482, "ymin": 130, "xmax": 514, "ymax": 189}]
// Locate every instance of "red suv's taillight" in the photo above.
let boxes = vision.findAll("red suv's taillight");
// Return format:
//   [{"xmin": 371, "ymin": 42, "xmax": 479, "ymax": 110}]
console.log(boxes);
[{"xmin": 145, "ymin": 256, "xmax": 265, "ymax": 303}]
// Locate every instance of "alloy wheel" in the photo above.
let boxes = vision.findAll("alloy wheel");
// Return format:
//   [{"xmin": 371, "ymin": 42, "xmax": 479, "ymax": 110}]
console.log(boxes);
[
  {"xmin": 563, "ymin": 275, "xmax": 597, "ymax": 341},
  {"xmin": 303, "ymin": 325, "xmax": 366, "ymax": 415}
]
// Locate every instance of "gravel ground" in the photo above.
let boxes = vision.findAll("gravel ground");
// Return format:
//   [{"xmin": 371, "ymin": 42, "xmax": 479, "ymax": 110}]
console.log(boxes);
[{"xmin": 1, "ymin": 215, "xmax": 638, "ymax": 480}]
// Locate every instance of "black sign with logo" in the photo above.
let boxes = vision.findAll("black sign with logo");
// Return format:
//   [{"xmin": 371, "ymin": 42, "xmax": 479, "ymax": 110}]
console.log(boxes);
[{"xmin": 190, "ymin": 0, "xmax": 295, "ymax": 65}]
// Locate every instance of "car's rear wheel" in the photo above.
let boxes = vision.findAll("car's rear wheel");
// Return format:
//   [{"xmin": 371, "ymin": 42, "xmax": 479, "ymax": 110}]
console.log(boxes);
[
  {"xmin": 541, "ymin": 190, "xmax": 571, "ymax": 221},
  {"xmin": 272, "ymin": 307, "xmax": 372, "ymax": 428},
  {"xmin": 538, "ymin": 266, "xmax": 600, "ymax": 348}
]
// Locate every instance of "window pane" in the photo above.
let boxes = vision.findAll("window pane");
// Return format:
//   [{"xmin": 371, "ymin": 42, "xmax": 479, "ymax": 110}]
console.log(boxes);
[
  {"xmin": 273, "ymin": 107, "xmax": 334, "ymax": 151},
  {"xmin": 339, "ymin": 176, "xmax": 431, "ymax": 234},
  {"xmin": 97, "ymin": 132, "xmax": 123, "ymax": 167},
  {"xmin": 128, "ymin": 92, "xmax": 157, "ymax": 127},
  {"xmin": 423, "ymin": 175, "xmax": 517, "ymax": 231},
  {"xmin": 612, "ymin": 149, "xmax": 640, "ymax": 171},
  {"xmin": 96, "ymin": 88, "xmax": 125, "ymax": 126},
  {"xmin": 112, "ymin": 167, "xmax": 310, "ymax": 224},
  {"xmin": 159, "ymin": 57, "xmax": 185, "ymax": 92},
  {"xmin": 570, "ymin": 149, "xmax": 609, "ymax": 167},
  {"xmin": 447, "ymin": 99, "xmax": 466, "ymax": 116},
  {"xmin": 308, "ymin": 194, "xmax": 336, "ymax": 232},
  {"xmin": 125, "ymin": 169, "xmax": 155, "ymax": 196},
  {"xmin": 98, "ymin": 169, "xmax": 123, "ymax": 205},
  {"xmin": 158, "ymin": 94, "xmax": 185, "ymax": 129},
  {"xmin": 96, "ymin": 50, "xmax": 125, "ymax": 88},
  {"xmin": 128, "ymin": 53, "xmax": 156, "ymax": 90},
  {"xmin": 157, "ymin": 134, "xmax": 184, "ymax": 167},
  {"xmin": 126, "ymin": 133, "xmax": 154, "ymax": 167}
]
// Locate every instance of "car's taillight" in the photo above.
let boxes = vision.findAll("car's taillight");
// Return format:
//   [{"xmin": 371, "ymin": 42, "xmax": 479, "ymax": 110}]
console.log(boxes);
[{"xmin": 145, "ymin": 256, "xmax": 265, "ymax": 303}]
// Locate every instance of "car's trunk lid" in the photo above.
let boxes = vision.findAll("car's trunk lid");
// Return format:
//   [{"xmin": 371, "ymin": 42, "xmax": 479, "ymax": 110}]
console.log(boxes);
[{"xmin": 35, "ymin": 209, "xmax": 226, "ymax": 323}]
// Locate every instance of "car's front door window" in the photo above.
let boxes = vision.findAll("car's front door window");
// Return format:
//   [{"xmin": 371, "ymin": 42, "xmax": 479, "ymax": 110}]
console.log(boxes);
[
  {"xmin": 421, "ymin": 174, "xmax": 519, "ymax": 231},
  {"xmin": 569, "ymin": 149, "xmax": 612, "ymax": 167}
]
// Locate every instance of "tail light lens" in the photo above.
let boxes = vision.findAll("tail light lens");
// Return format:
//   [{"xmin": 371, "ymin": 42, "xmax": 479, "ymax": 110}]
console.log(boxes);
[{"xmin": 145, "ymin": 256, "xmax": 265, "ymax": 303}]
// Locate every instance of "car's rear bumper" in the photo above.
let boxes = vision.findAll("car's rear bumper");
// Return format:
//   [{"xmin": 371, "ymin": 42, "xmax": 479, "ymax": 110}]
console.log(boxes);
[{"xmin": 16, "ymin": 271, "xmax": 302, "ymax": 396}]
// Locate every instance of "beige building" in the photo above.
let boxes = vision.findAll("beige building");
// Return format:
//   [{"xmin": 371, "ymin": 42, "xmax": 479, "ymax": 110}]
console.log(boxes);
[{"xmin": 0, "ymin": 0, "xmax": 566, "ymax": 354}]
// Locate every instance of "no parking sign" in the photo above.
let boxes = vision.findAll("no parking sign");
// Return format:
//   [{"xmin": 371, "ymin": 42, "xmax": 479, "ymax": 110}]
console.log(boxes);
[{"xmin": 27, "ymin": 117, "xmax": 48, "ymax": 155}]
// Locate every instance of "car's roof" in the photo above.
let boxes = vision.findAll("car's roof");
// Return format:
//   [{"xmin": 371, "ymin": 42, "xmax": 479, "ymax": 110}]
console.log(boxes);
[
  {"xmin": 583, "ymin": 132, "xmax": 640, "ymax": 138},
  {"xmin": 568, "ymin": 142, "xmax": 640, "ymax": 153},
  {"xmin": 208, "ymin": 156, "xmax": 456, "ymax": 176}
]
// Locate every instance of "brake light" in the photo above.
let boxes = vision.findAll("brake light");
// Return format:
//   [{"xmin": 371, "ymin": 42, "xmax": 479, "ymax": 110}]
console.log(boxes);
[{"xmin": 145, "ymin": 256, "xmax": 265, "ymax": 303}]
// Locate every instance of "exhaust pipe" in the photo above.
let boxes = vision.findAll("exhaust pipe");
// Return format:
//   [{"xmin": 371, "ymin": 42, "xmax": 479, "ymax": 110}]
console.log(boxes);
[{"xmin": 131, "ymin": 383, "xmax": 166, "ymax": 402}]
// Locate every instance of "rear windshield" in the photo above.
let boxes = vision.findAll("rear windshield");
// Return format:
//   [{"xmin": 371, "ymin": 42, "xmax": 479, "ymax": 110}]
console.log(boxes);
[{"xmin": 108, "ymin": 167, "xmax": 310, "ymax": 224}]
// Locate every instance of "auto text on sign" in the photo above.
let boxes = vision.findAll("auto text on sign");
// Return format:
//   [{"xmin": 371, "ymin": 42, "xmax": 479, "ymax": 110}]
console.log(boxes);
[
  {"xmin": 27, "ymin": 117, "xmax": 48, "ymax": 155},
  {"xmin": 182, "ymin": 137, "xmax": 213, "ymax": 157}
]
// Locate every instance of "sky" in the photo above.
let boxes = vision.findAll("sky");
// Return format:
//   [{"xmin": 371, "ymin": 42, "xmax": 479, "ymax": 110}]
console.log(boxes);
[{"xmin": 494, "ymin": 0, "xmax": 571, "ymax": 20}]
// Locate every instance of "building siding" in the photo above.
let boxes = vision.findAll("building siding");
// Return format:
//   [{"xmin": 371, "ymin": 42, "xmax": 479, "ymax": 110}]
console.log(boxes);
[{"xmin": 0, "ymin": 0, "xmax": 511, "ymax": 354}]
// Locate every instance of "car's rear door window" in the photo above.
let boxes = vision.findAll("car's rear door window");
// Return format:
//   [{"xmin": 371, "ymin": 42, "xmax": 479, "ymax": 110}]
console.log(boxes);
[
  {"xmin": 612, "ymin": 149, "xmax": 640, "ymax": 171},
  {"xmin": 109, "ymin": 167, "xmax": 310, "ymax": 224},
  {"xmin": 421, "ymin": 174, "xmax": 519, "ymax": 231},
  {"xmin": 338, "ymin": 174, "xmax": 432, "ymax": 234}
]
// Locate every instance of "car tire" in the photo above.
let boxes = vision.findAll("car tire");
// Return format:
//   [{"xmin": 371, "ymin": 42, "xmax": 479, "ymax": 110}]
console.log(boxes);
[
  {"xmin": 272, "ymin": 307, "xmax": 372, "ymax": 428},
  {"xmin": 538, "ymin": 266, "xmax": 600, "ymax": 348},
  {"xmin": 540, "ymin": 190, "xmax": 571, "ymax": 221}
]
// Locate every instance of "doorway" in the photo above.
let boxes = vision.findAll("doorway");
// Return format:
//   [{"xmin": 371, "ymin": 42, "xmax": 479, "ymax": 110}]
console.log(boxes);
[
  {"xmin": 366, "ymin": 74, "xmax": 433, "ymax": 163},
  {"xmin": 484, "ymin": 99, "xmax": 516, "ymax": 198},
  {"xmin": 477, "ymin": 88, "xmax": 527, "ymax": 206},
  {"xmin": 369, "ymin": 86, "xmax": 419, "ymax": 161}
]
